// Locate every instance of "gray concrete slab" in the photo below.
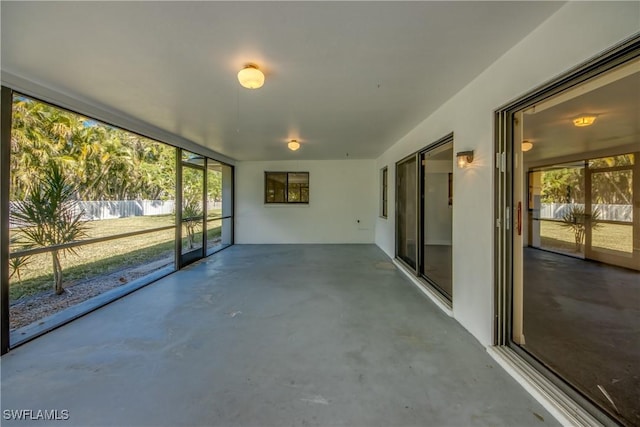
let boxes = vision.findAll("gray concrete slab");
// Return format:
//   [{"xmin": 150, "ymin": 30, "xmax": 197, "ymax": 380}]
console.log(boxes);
[{"xmin": 1, "ymin": 244, "xmax": 558, "ymax": 427}]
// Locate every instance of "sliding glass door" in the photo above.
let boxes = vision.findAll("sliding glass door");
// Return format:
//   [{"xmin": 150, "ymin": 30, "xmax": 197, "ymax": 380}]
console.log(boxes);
[
  {"xmin": 498, "ymin": 50, "xmax": 640, "ymax": 425},
  {"xmin": 586, "ymin": 158, "xmax": 636, "ymax": 270},
  {"xmin": 179, "ymin": 151, "xmax": 205, "ymax": 266},
  {"xmin": 395, "ymin": 134, "xmax": 454, "ymax": 302},
  {"xmin": 420, "ymin": 140, "xmax": 453, "ymax": 298},
  {"xmin": 396, "ymin": 155, "xmax": 418, "ymax": 269}
]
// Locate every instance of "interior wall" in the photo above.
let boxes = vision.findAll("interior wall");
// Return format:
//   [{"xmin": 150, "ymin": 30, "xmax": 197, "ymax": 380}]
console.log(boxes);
[
  {"xmin": 236, "ymin": 159, "xmax": 376, "ymax": 244},
  {"xmin": 424, "ymin": 160, "xmax": 453, "ymax": 245},
  {"xmin": 374, "ymin": 1, "xmax": 639, "ymax": 346},
  {"xmin": 424, "ymin": 174, "xmax": 452, "ymax": 245}
]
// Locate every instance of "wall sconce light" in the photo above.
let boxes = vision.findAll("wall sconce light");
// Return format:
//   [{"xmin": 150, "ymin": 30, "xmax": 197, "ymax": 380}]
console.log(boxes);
[
  {"xmin": 288, "ymin": 139, "xmax": 300, "ymax": 151},
  {"xmin": 522, "ymin": 140, "xmax": 533, "ymax": 152},
  {"xmin": 237, "ymin": 64, "xmax": 265, "ymax": 89},
  {"xmin": 456, "ymin": 151, "xmax": 474, "ymax": 168}
]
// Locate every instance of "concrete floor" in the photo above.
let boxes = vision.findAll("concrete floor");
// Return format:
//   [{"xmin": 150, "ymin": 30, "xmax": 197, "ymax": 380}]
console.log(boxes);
[
  {"xmin": 523, "ymin": 248, "xmax": 640, "ymax": 426},
  {"xmin": 1, "ymin": 245, "xmax": 557, "ymax": 427}
]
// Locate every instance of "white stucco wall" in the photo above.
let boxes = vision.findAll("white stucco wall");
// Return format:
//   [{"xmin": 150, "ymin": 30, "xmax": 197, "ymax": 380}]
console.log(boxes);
[
  {"xmin": 374, "ymin": 2, "xmax": 640, "ymax": 346},
  {"xmin": 236, "ymin": 159, "xmax": 376, "ymax": 244}
]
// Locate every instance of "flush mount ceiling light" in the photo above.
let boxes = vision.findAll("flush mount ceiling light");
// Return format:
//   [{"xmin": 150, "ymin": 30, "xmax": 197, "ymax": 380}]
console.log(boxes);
[
  {"xmin": 456, "ymin": 151, "xmax": 474, "ymax": 168},
  {"xmin": 522, "ymin": 140, "xmax": 534, "ymax": 152},
  {"xmin": 288, "ymin": 140, "xmax": 300, "ymax": 151},
  {"xmin": 573, "ymin": 115, "xmax": 597, "ymax": 127},
  {"xmin": 237, "ymin": 64, "xmax": 264, "ymax": 89}
]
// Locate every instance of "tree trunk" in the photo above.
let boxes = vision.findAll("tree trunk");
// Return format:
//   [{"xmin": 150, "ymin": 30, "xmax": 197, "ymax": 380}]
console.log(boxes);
[
  {"xmin": 575, "ymin": 227, "xmax": 585, "ymax": 252},
  {"xmin": 52, "ymin": 250, "xmax": 64, "ymax": 295},
  {"xmin": 187, "ymin": 223, "xmax": 195, "ymax": 249}
]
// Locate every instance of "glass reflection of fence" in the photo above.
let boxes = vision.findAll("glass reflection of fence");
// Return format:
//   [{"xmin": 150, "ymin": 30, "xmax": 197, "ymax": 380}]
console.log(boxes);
[{"xmin": 539, "ymin": 203, "xmax": 632, "ymax": 222}]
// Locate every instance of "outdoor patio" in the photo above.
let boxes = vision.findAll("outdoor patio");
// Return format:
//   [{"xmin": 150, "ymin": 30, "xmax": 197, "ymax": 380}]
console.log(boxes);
[{"xmin": 1, "ymin": 245, "xmax": 556, "ymax": 427}]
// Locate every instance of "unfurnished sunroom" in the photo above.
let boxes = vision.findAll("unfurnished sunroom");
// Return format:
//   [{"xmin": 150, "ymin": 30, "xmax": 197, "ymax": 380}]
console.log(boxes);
[{"xmin": 1, "ymin": 2, "xmax": 639, "ymax": 426}]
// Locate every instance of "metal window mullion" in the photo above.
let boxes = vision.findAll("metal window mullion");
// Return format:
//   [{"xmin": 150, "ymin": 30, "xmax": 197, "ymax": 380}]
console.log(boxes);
[
  {"xmin": 9, "ymin": 224, "xmax": 177, "ymax": 258},
  {"xmin": 203, "ymin": 159, "xmax": 208, "ymax": 254},
  {"xmin": 586, "ymin": 164, "xmax": 633, "ymax": 174},
  {"xmin": 1, "ymin": 87, "xmax": 13, "ymax": 354},
  {"xmin": 175, "ymin": 148, "xmax": 182, "ymax": 268}
]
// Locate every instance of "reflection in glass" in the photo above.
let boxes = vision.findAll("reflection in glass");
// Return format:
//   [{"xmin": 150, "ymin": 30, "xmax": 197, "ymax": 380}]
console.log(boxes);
[
  {"xmin": 265, "ymin": 172, "xmax": 309, "ymax": 204},
  {"xmin": 396, "ymin": 156, "xmax": 417, "ymax": 268},
  {"xmin": 288, "ymin": 173, "xmax": 309, "ymax": 203},
  {"xmin": 590, "ymin": 166, "xmax": 633, "ymax": 257},
  {"xmin": 265, "ymin": 173, "xmax": 286, "ymax": 203},
  {"xmin": 531, "ymin": 162, "xmax": 586, "ymax": 257},
  {"xmin": 422, "ymin": 143, "xmax": 453, "ymax": 298},
  {"xmin": 519, "ymin": 60, "xmax": 639, "ymax": 424}
]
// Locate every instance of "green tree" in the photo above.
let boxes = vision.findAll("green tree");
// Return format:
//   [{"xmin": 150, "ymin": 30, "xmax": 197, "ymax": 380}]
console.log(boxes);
[
  {"xmin": 182, "ymin": 199, "xmax": 202, "ymax": 249},
  {"xmin": 541, "ymin": 167, "xmax": 584, "ymax": 203},
  {"xmin": 182, "ymin": 167, "xmax": 203, "ymax": 249},
  {"xmin": 11, "ymin": 165, "xmax": 88, "ymax": 295},
  {"xmin": 10, "ymin": 97, "xmax": 83, "ymax": 199},
  {"xmin": 11, "ymin": 97, "xmax": 177, "ymax": 203}
]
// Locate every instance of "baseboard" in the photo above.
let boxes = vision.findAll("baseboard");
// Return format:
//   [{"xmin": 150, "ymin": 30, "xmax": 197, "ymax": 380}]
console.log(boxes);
[{"xmin": 393, "ymin": 259, "xmax": 453, "ymax": 317}]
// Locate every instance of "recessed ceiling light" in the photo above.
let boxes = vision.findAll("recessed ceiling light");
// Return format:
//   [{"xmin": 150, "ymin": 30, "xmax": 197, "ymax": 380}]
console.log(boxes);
[
  {"xmin": 237, "ymin": 64, "xmax": 264, "ymax": 89},
  {"xmin": 288, "ymin": 140, "xmax": 300, "ymax": 151},
  {"xmin": 522, "ymin": 140, "xmax": 533, "ymax": 152},
  {"xmin": 573, "ymin": 115, "xmax": 597, "ymax": 127}
]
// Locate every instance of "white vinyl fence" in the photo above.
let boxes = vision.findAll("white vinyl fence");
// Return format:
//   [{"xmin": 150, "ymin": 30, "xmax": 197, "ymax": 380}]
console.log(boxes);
[
  {"xmin": 539, "ymin": 203, "xmax": 632, "ymax": 222},
  {"xmin": 77, "ymin": 200, "xmax": 176, "ymax": 220},
  {"xmin": 10, "ymin": 200, "xmax": 223, "ymax": 227}
]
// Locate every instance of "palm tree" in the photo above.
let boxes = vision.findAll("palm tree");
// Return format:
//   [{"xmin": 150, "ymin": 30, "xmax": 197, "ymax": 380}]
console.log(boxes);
[
  {"xmin": 10, "ymin": 164, "xmax": 88, "ymax": 295},
  {"xmin": 560, "ymin": 205, "xmax": 602, "ymax": 252},
  {"xmin": 183, "ymin": 198, "xmax": 202, "ymax": 250},
  {"xmin": 11, "ymin": 96, "xmax": 178, "ymax": 203}
]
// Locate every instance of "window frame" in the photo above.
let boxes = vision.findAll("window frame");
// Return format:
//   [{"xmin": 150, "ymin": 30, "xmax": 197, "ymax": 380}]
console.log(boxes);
[
  {"xmin": 380, "ymin": 166, "xmax": 388, "ymax": 218},
  {"xmin": 264, "ymin": 171, "xmax": 310, "ymax": 205},
  {"xmin": 0, "ymin": 88, "xmax": 235, "ymax": 355}
]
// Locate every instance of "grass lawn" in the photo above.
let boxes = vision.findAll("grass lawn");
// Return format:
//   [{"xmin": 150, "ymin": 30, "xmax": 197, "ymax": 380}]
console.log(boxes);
[
  {"xmin": 9, "ymin": 214, "xmax": 222, "ymax": 301},
  {"xmin": 539, "ymin": 220, "xmax": 633, "ymax": 255}
]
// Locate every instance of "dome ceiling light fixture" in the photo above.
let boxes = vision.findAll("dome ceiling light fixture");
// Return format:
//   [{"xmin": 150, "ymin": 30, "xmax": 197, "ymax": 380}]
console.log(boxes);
[
  {"xmin": 522, "ymin": 140, "xmax": 534, "ymax": 152},
  {"xmin": 573, "ymin": 115, "xmax": 597, "ymax": 127},
  {"xmin": 288, "ymin": 139, "xmax": 300, "ymax": 151},
  {"xmin": 237, "ymin": 64, "xmax": 265, "ymax": 89}
]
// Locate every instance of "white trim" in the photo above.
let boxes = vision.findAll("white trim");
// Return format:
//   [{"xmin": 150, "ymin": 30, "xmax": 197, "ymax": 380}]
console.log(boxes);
[
  {"xmin": 1, "ymin": 71, "xmax": 235, "ymax": 166},
  {"xmin": 487, "ymin": 346, "xmax": 604, "ymax": 427},
  {"xmin": 393, "ymin": 259, "xmax": 453, "ymax": 317}
]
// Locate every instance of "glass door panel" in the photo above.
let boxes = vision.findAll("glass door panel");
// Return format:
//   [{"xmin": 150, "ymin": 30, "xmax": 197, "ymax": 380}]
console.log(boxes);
[
  {"xmin": 180, "ymin": 157, "xmax": 205, "ymax": 265},
  {"xmin": 513, "ymin": 57, "xmax": 640, "ymax": 425},
  {"xmin": 531, "ymin": 162, "xmax": 586, "ymax": 258},
  {"xmin": 586, "ymin": 160, "xmax": 637, "ymax": 270},
  {"xmin": 421, "ymin": 142, "xmax": 453, "ymax": 298},
  {"xmin": 206, "ymin": 160, "xmax": 233, "ymax": 254},
  {"xmin": 396, "ymin": 156, "xmax": 418, "ymax": 269}
]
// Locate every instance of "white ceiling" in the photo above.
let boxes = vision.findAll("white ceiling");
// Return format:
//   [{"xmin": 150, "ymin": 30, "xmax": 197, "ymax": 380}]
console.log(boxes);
[
  {"xmin": 523, "ymin": 62, "xmax": 640, "ymax": 164},
  {"xmin": 1, "ymin": 1, "xmax": 565, "ymax": 161}
]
